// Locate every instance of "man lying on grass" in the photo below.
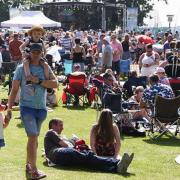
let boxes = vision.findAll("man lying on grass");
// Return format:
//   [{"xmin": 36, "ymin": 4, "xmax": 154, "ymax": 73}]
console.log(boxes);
[{"xmin": 44, "ymin": 118, "xmax": 134, "ymax": 174}]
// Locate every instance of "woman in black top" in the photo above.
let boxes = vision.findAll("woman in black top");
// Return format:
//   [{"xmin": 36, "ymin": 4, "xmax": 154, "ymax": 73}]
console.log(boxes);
[
  {"xmin": 71, "ymin": 38, "xmax": 86, "ymax": 71},
  {"xmin": 122, "ymin": 34, "xmax": 131, "ymax": 60}
]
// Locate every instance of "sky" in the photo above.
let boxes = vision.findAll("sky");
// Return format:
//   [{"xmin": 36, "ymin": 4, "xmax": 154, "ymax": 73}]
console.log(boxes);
[{"xmin": 145, "ymin": 0, "xmax": 180, "ymax": 27}]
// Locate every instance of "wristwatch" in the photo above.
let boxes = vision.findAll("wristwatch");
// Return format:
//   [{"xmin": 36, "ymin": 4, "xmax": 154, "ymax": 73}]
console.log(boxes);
[{"xmin": 38, "ymin": 80, "xmax": 43, "ymax": 85}]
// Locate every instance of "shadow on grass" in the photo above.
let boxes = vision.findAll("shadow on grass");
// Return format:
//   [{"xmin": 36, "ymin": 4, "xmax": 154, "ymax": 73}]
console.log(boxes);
[
  {"xmin": 62, "ymin": 105, "xmax": 88, "ymax": 111},
  {"xmin": 143, "ymin": 137, "xmax": 180, "ymax": 147},
  {"xmin": 25, "ymin": 171, "xmax": 31, "ymax": 180},
  {"xmin": 120, "ymin": 134, "xmax": 147, "ymax": 141},
  {"xmin": 42, "ymin": 161, "xmax": 136, "ymax": 177}
]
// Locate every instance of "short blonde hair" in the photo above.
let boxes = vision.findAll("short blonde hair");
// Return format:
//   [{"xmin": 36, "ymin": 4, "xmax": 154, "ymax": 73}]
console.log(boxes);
[{"xmin": 134, "ymin": 86, "xmax": 144, "ymax": 94}]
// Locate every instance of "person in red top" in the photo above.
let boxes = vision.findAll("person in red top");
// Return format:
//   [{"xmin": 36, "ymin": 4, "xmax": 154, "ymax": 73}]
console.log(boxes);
[{"xmin": 9, "ymin": 33, "xmax": 23, "ymax": 63}]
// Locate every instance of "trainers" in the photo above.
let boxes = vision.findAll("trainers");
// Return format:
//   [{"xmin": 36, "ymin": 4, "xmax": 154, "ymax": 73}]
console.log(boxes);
[
  {"xmin": 117, "ymin": 153, "xmax": 134, "ymax": 174},
  {"xmin": 31, "ymin": 170, "xmax": 46, "ymax": 180},
  {"xmin": 26, "ymin": 163, "xmax": 32, "ymax": 174}
]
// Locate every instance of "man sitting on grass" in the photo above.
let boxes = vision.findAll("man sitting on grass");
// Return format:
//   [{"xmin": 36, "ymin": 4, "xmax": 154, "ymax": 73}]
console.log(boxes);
[{"xmin": 44, "ymin": 118, "xmax": 134, "ymax": 174}]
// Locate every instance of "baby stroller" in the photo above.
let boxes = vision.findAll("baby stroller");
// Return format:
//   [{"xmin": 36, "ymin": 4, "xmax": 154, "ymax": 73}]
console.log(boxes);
[
  {"xmin": 123, "ymin": 75, "xmax": 147, "ymax": 99},
  {"xmin": 103, "ymin": 92, "xmax": 146, "ymax": 137},
  {"xmin": 165, "ymin": 55, "xmax": 180, "ymax": 96}
]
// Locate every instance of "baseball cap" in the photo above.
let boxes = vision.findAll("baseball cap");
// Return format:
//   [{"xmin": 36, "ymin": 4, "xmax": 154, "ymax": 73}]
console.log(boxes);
[{"xmin": 30, "ymin": 44, "xmax": 42, "ymax": 52}]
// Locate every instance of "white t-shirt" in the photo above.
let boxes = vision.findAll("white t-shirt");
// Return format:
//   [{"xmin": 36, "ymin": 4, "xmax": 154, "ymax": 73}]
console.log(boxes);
[{"xmin": 102, "ymin": 44, "xmax": 113, "ymax": 66}]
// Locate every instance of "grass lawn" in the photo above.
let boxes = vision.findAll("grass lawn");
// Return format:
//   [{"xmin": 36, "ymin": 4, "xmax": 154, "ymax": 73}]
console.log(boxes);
[{"xmin": 0, "ymin": 85, "xmax": 180, "ymax": 180}]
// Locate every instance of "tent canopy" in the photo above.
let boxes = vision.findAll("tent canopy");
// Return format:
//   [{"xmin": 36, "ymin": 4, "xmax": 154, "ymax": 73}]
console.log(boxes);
[{"xmin": 1, "ymin": 11, "xmax": 61, "ymax": 28}]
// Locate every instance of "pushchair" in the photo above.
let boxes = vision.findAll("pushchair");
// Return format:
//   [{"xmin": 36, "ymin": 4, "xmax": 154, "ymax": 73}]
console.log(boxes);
[
  {"xmin": 123, "ymin": 76, "xmax": 147, "ymax": 99},
  {"xmin": 103, "ymin": 92, "xmax": 146, "ymax": 137},
  {"xmin": 92, "ymin": 77, "xmax": 146, "ymax": 136},
  {"xmin": 165, "ymin": 55, "xmax": 180, "ymax": 96}
]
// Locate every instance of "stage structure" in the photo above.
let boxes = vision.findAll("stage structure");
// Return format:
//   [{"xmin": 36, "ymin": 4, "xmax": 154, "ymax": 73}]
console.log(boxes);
[{"xmin": 41, "ymin": 0, "xmax": 127, "ymax": 31}]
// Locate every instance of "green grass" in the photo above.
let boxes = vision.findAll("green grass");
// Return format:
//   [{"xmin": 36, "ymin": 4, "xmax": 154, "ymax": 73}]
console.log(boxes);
[{"xmin": 0, "ymin": 85, "xmax": 180, "ymax": 180}]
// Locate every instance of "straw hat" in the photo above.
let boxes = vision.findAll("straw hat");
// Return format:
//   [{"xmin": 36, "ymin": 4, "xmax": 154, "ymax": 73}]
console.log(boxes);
[{"xmin": 28, "ymin": 25, "xmax": 45, "ymax": 36}]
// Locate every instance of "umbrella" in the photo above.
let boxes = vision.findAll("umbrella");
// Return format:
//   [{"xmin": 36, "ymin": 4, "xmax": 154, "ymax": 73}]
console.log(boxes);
[{"xmin": 136, "ymin": 35, "xmax": 154, "ymax": 44}]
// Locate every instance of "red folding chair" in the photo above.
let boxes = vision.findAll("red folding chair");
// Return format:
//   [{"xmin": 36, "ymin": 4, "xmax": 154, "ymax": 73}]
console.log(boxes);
[{"xmin": 63, "ymin": 74, "xmax": 87, "ymax": 106}]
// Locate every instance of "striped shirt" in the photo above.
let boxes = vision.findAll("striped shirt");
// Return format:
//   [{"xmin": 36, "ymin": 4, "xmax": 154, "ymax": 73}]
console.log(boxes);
[{"xmin": 59, "ymin": 37, "xmax": 73, "ymax": 50}]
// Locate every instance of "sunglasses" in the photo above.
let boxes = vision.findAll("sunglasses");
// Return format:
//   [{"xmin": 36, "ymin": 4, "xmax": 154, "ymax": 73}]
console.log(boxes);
[{"xmin": 147, "ymin": 50, "xmax": 152, "ymax": 53}]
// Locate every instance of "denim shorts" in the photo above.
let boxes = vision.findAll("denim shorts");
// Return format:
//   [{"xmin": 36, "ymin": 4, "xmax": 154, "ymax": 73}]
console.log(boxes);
[{"xmin": 20, "ymin": 106, "xmax": 47, "ymax": 136}]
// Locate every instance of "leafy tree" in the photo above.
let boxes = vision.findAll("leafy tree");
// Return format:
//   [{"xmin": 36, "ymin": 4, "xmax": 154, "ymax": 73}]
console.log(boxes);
[
  {"xmin": 94, "ymin": 0, "xmax": 168, "ymax": 27},
  {"xmin": 0, "ymin": 0, "xmax": 43, "ymax": 22}
]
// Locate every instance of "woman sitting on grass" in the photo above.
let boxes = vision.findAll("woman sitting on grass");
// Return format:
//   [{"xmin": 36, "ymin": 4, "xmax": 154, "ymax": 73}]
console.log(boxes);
[{"xmin": 90, "ymin": 109, "xmax": 121, "ymax": 159}]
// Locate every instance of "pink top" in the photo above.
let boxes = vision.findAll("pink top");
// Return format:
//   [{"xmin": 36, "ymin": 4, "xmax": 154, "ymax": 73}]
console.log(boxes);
[{"xmin": 111, "ymin": 40, "xmax": 123, "ymax": 62}]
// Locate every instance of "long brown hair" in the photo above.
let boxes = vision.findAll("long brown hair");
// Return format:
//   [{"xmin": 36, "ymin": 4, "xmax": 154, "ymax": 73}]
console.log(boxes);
[{"xmin": 94, "ymin": 109, "xmax": 115, "ymax": 143}]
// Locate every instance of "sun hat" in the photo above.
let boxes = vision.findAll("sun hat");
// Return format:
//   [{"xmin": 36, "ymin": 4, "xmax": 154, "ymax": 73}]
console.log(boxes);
[
  {"xmin": 28, "ymin": 25, "xmax": 45, "ymax": 36},
  {"xmin": 103, "ymin": 36, "xmax": 111, "ymax": 44},
  {"xmin": 156, "ymin": 67, "xmax": 165, "ymax": 73}
]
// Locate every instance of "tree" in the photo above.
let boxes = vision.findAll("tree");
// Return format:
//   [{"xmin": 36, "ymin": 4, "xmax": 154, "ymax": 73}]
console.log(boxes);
[
  {"xmin": 93, "ymin": 0, "xmax": 168, "ymax": 27},
  {"xmin": 0, "ymin": 0, "xmax": 43, "ymax": 22},
  {"xmin": 117, "ymin": 0, "xmax": 168, "ymax": 26}
]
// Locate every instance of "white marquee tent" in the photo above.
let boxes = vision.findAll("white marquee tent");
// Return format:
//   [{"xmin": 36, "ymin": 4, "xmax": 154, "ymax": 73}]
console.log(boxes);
[{"xmin": 1, "ymin": 11, "xmax": 61, "ymax": 28}]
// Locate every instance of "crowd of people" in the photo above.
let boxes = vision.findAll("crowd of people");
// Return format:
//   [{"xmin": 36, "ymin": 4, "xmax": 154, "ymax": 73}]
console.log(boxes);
[{"xmin": 0, "ymin": 25, "xmax": 180, "ymax": 179}]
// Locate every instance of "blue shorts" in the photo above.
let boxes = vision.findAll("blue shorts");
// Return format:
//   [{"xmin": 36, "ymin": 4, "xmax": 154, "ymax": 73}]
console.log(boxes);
[{"xmin": 20, "ymin": 106, "xmax": 47, "ymax": 136}]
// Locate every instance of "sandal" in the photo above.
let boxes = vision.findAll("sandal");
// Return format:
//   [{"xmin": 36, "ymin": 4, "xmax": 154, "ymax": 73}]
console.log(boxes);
[{"xmin": 31, "ymin": 169, "xmax": 46, "ymax": 180}]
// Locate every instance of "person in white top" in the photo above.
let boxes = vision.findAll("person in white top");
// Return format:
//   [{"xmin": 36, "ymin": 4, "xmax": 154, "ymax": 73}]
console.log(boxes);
[{"xmin": 139, "ymin": 43, "xmax": 160, "ymax": 77}]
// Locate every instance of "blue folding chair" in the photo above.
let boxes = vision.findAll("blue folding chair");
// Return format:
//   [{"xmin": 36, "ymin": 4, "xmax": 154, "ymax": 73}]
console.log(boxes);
[
  {"xmin": 120, "ymin": 59, "xmax": 130, "ymax": 73},
  {"xmin": 64, "ymin": 59, "xmax": 73, "ymax": 75}
]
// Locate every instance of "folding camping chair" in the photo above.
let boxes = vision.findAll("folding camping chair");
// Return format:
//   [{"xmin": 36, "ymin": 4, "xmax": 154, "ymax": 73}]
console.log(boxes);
[
  {"xmin": 120, "ymin": 59, "xmax": 131, "ymax": 74},
  {"xmin": 63, "ymin": 74, "xmax": 87, "ymax": 106},
  {"xmin": 64, "ymin": 59, "xmax": 73, "ymax": 75},
  {"xmin": 102, "ymin": 93, "xmax": 126, "ymax": 133},
  {"xmin": 148, "ymin": 95, "xmax": 180, "ymax": 139}
]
